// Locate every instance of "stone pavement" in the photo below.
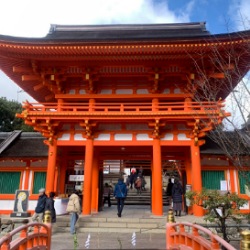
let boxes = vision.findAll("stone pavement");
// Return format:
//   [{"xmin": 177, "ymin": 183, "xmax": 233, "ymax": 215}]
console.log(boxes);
[
  {"xmin": 52, "ymin": 232, "xmax": 166, "ymax": 249},
  {"xmin": 51, "ymin": 205, "xmax": 206, "ymax": 249}
]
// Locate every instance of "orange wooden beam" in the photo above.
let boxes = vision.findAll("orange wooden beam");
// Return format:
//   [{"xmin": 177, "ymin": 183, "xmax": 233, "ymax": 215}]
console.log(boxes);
[{"xmin": 22, "ymin": 75, "xmax": 41, "ymax": 81}]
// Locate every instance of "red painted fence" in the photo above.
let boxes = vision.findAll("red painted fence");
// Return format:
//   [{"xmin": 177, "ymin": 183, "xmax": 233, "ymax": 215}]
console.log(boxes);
[
  {"xmin": 166, "ymin": 221, "xmax": 236, "ymax": 250},
  {"xmin": 0, "ymin": 222, "xmax": 51, "ymax": 250}
]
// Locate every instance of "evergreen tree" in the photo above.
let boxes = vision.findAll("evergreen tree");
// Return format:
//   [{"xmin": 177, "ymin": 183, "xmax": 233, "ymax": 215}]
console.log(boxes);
[{"xmin": 0, "ymin": 97, "xmax": 33, "ymax": 132}]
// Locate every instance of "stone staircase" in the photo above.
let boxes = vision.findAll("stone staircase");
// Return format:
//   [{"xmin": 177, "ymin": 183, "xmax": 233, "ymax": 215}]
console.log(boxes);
[
  {"xmin": 56, "ymin": 214, "xmax": 166, "ymax": 234},
  {"xmin": 110, "ymin": 188, "xmax": 170, "ymax": 206}
]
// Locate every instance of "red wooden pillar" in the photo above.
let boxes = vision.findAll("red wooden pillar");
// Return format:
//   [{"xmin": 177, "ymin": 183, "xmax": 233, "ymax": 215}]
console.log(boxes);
[
  {"xmin": 54, "ymin": 166, "xmax": 58, "ymax": 192},
  {"xmin": 91, "ymin": 155, "xmax": 99, "ymax": 213},
  {"xmin": 59, "ymin": 159, "xmax": 67, "ymax": 195},
  {"xmin": 45, "ymin": 142, "xmax": 57, "ymax": 194},
  {"xmin": 151, "ymin": 160, "xmax": 154, "ymax": 213},
  {"xmin": 190, "ymin": 143, "xmax": 203, "ymax": 216},
  {"xmin": 152, "ymin": 138, "xmax": 163, "ymax": 216},
  {"xmin": 83, "ymin": 138, "xmax": 94, "ymax": 215},
  {"xmin": 185, "ymin": 156, "xmax": 193, "ymax": 214}
]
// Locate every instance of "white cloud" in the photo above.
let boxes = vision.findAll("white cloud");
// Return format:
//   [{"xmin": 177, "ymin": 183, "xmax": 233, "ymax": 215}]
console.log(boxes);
[
  {"xmin": 225, "ymin": 75, "xmax": 250, "ymax": 129},
  {"xmin": 0, "ymin": 0, "xmax": 191, "ymax": 37},
  {"xmin": 0, "ymin": 71, "xmax": 36, "ymax": 103},
  {"xmin": 0, "ymin": 0, "xmax": 193, "ymax": 102},
  {"xmin": 229, "ymin": 0, "xmax": 250, "ymax": 31}
]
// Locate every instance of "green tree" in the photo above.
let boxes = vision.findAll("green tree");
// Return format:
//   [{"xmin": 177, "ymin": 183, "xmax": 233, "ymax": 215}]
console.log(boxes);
[
  {"xmin": 0, "ymin": 97, "xmax": 33, "ymax": 132},
  {"xmin": 186, "ymin": 189, "xmax": 247, "ymax": 243}
]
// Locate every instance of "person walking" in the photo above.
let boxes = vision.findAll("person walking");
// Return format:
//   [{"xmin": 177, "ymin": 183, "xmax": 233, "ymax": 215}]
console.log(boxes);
[
  {"xmin": 172, "ymin": 179, "xmax": 183, "ymax": 216},
  {"xmin": 129, "ymin": 172, "xmax": 136, "ymax": 189},
  {"xmin": 31, "ymin": 188, "xmax": 47, "ymax": 222},
  {"xmin": 66, "ymin": 190, "xmax": 81, "ymax": 234},
  {"xmin": 103, "ymin": 183, "xmax": 112, "ymax": 207},
  {"xmin": 114, "ymin": 177, "xmax": 127, "ymax": 217},
  {"xmin": 135, "ymin": 176, "xmax": 142, "ymax": 195},
  {"xmin": 45, "ymin": 191, "xmax": 56, "ymax": 223},
  {"xmin": 166, "ymin": 178, "xmax": 174, "ymax": 206}
]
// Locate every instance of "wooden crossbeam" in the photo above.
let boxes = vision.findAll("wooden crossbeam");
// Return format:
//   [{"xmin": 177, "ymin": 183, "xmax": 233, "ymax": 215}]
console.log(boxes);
[
  {"xmin": 22, "ymin": 75, "xmax": 41, "ymax": 81},
  {"xmin": 209, "ymin": 73, "xmax": 225, "ymax": 79},
  {"xmin": 13, "ymin": 66, "xmax": 31, "ymax": 73},
  {"xmin": 33, "ymin": 83, "xmax": 44, "ymax": 91}
]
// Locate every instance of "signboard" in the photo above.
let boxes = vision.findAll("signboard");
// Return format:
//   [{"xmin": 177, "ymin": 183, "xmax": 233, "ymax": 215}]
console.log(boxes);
[
  {"xmin": 69, "ymin": 175, "xmax": 84, "ymax": 182},
  {"xmin": 11, "ymin": 190, "xmax": 31, "ymax": 217},
  {"xmin": 220, "ymin": 180, "xmax": 228, "ymax": 191}
]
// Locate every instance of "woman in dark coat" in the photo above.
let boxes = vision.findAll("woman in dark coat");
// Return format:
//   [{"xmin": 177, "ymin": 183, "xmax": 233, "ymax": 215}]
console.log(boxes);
[
  {"xmin": 172, "ymin": 179, "xmax": 183, "ymax": 216},
  {"xmin": 45, "ymin": 192, "xmax": 56, "ymax": 223},
  {"xmin": 166, "ymin": 178, "xmax": 174, "ymax": 206}
]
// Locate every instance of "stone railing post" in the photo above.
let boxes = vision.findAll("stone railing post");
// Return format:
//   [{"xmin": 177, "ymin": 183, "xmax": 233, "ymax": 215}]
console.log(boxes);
[
  {"xmin": 166, "ymin": 210, "xmax": 176, "ymax": 249},
  {"xmin": 240, "ymin": 229, "xmax": 250, "ymax": 250}
]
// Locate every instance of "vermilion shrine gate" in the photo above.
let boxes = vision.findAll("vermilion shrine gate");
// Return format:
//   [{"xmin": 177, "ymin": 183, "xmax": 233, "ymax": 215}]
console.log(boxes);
[{"xmin": 0, "ymin": 23, "xmax": 249, "ymax": 216}]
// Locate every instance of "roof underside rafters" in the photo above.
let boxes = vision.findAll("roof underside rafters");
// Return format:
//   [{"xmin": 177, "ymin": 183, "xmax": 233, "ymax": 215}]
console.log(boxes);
[{"xmin": 0, "ymin": 23, "xmax": 249, "ymax": 102}]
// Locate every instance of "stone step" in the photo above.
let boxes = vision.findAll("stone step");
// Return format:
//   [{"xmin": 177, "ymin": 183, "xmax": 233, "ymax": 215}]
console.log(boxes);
[
  {"xmin": 56, "ymin": 215, "xmax": 166, "ymax": 224},
  {"xmin": 56, "ymin": 215, "xmax": 166, "ymax": 234},
  {"xmin": 56, "ymin": 226, "xmax": 165, "ymax": 234}
]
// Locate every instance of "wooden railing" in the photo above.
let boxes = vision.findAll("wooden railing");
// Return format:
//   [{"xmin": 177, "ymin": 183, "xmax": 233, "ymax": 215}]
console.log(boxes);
[
  {"xmin": 166, "ymin": 221, "xmax": 236, "ymax": 250},
  {"xmin": 0, "ymin": 222, "xmax": 51, "ymax": 250},
  {"xmin": 165, "ymin": 210, "xmax": 238, "ymax": 250},
  {"xmin": 21, "ymin": 101, "xmax": 225, "ymax": 115}
]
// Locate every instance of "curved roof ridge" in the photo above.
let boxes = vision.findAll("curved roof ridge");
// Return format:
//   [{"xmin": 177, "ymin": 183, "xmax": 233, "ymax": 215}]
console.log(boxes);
[{"xmin": 49, "ymin": 22, "xmax": 207, "ymax": 33}]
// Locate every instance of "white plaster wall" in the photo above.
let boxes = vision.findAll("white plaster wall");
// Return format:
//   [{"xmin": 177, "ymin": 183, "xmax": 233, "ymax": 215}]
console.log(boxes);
[
  {"xmin": 79, "ymin": 89, "xmax": 86, "ymax": 94},
  {"xmin": 161, "ymin": 133, "xmax": 174, "ymax": 140},
  {"xmin": 162, "ymin": 88, "xmax": 170, "ymax": 93},
  {"xmin": 137, "ymin": 89, "xmax": 149, "ymax": 94},
  {"xmin": 58, "ymin": 133, "xmax": 71, "ymax": 140},
  {"xmin": 136, "ymin": 134, "xmax": 153, "ymax": 141},
  {"xmin": 114, "ymin": 134, "xmax": 133, "ymax": 141},
  {"xmin": 94, "ymin": 134, "xmax": 111, "ymax": 141},
  {"xmin": 74, "ymin": 134, "xmax": 86, "ymax": 141},
  {"xmin": 177, "ymin": 133, "xmax": 190, "ymax": 140},
  {"xmin": 100, "ymin": 89, "xmax": 112, "ymax": 94},
  {"xmin": 174, "ymin": 88, "xmax": 182, "ymax": 93},
  {"xmin": 116, "ymin": 89, "xmax": 133, "ymax": 94}
]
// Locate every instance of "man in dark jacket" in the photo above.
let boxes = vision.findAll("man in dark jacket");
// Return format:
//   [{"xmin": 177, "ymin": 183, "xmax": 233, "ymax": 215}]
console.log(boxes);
[
  {"xmin": 31, "ymin": 188, "xmax": 47, "ymax": 222},
  {"xmin": 45, "ymin": 191, "xmax": 56, "ymax": 223},
  {"xmin": 114, "ymin": 177, "xmax": 127, "ymax": 217}
]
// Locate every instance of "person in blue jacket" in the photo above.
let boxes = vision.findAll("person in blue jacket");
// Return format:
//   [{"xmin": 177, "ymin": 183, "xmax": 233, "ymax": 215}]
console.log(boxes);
[{"xmin": 114, "ymin": 177, "xmax": 127, "ymax": 217}]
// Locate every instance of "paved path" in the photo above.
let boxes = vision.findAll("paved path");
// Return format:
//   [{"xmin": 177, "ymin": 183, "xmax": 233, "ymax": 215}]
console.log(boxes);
[
  {"xmin": 51, "ymin": 205, "xmax": 206, "ymax": 249},
  {"xmin": 52, "ymin": 232, "xmax": 166, "ymax": 249}
]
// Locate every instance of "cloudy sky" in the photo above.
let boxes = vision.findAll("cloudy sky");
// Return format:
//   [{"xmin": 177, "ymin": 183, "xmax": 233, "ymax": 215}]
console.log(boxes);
[{"xmin": 0, "ymin": 0, "xmax": 249, "ymax": 103}]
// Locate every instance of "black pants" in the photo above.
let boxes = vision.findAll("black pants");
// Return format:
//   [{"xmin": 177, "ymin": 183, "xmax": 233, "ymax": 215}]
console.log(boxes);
[
  {"xmin": 103, "ymin": 196, "xmax": 111, "ymax": 207},
  {"xmin": 116, "ymin": 198, "xmax": 125, "ymax": 215}
]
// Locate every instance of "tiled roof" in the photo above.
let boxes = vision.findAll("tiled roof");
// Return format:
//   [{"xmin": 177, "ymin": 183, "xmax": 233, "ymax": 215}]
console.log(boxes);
[
  {"xmin": 45, "ymin": 22, "xmax": 210, "ymax": 41},
  {"xmin": 0, "ymin": 132, "xmax": 47, "ymax": 157},
  {"xmin": 0, "ymin": 131, "xmax": 249, "ymax": 158}
]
